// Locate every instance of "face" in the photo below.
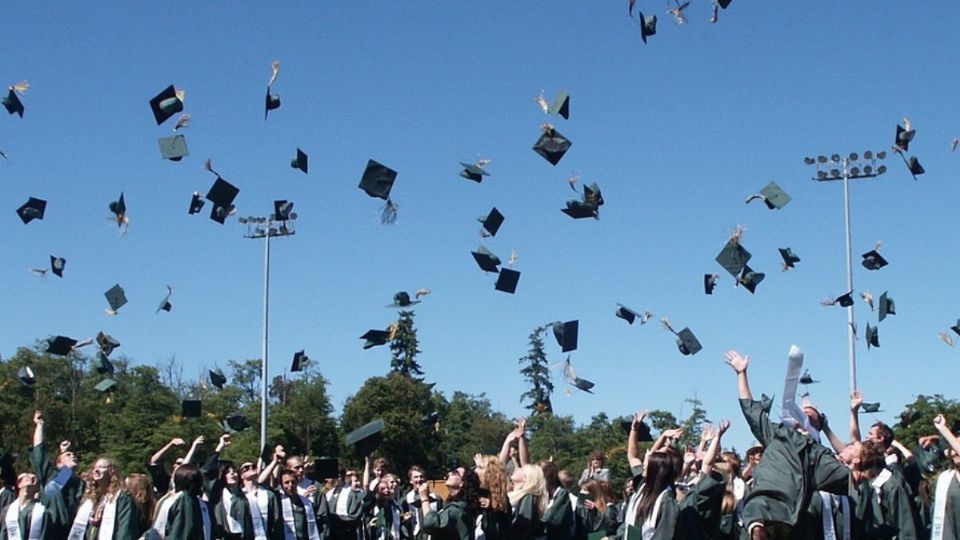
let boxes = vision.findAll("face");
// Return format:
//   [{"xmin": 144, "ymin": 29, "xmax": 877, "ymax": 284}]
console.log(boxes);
[
  {"xmin": 445, "ymin": 472, "xmax": 462, "ymax": 495},
  {"xmin": 91, "ymin": 459, "xmax": 112, "ymax": 483},
  {"xmin": 947, "ymin": 448, "xmax": 960, "ymax": 469},
  {"xmin": 347, "ymin": 471, "xmax": 361, "ymax": 489},
  {"xmin": 409, "ymin": 470, "xmax": 424, "ymax": 488},
  {"xmin": 287, "ymin": 458, "xmax": 305, "ymax": 481},
  {"xmin": 510, "ymin": 468, "xmax": 524, "ymax": 489},
  {"xmin": 378, "ymin": 480, "xmax": 392, "ymax": 499},
  {"xmin": 838, "ymin": 443, "xmax": 859, "ymax": 467},
  {"xmin": 387, "ymin": 475, "xmax": 399, "ymax": 495},
  {"xmin": 57, "ymin": 451, "xmax": 77, "ymax": 469},
  {"xmin": 225, "ymin": 466, "xmax": 239, "ymax": 485},
  {"xmin": 591, "ymin": 458, "xmax": 602, "ymax": 468},
  {"xmin": 17, "ymin": 473, "xmax": 38, "ymax": 496},
  {"xmin": 281, "ymin": 474, "xmax": 297, "ymax": 496},
  {"xmin": 240, "ymin": 463, "xmax": 257, "ymax": 481},
  {"xmin": 867, "ymin": 426, "xmax": 883, "ymax": 444}
]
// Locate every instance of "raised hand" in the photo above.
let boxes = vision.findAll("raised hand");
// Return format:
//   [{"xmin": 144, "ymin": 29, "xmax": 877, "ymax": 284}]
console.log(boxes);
[
  {"xmin": 724, "ymin": 350, "xmax": 749, "ymax": 374},
  {"xmin": 850, "ymin": 391, "xmax": 863, "ymax": 411}
]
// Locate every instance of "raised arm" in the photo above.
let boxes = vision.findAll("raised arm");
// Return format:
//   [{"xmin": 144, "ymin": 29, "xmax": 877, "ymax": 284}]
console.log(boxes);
[
  {"xmin": 820, "ymin": 414, "xmax": 847, "ymax": 454},
  {"xmin": 849, "ymin": 391, "xmax": 863, "ymax": 443},
  {"xmin": 516, "ymin": 418, "xmax": 530, "ymax": 466},
  {"xmin": 33, "ymin": 410, "xmax": 44, "ymax": 447},
  {"xmin": 626, "ymin": 410, "xmax": 648, "ymax": 469},
  {"xmin": 701, "ymin": 420, "xmax": 729, "ymax": 475},
  {"xmin": 362, "ymin": 455, "xmax": 371, "ymax": 492},
  {"xmin": 150, "ymin": 438, "xmax": 185, "ymax": 466},
  {"xmin": 498, "ymin": 425, "xmax": 520, "ymax": 465},
  {"xmin": 258, "ymin": 445, "xmax": 285, "ymax": 486},
  {"xmin": 183, "ymin": 435, "xmax": 204, "ymax": 466},
  {"xmin": 934, "ymin": 414, "xmax": 960, "ymax": 456},
  {"xmin": 724, "ymin": 350, "xmax": 752, "ymax": 401}
]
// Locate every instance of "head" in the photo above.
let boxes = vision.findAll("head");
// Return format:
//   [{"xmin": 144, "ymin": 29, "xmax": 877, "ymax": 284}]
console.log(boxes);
[
  {"xmin": 239, "ymin": 462, "xmax": 258, "ymax": 483},
  {"xmin": 590, "ymin": 451, "xmax": 605, "ymax": 469},
  {"xmin": 125, "ymin": 473, "xmax": 156, "ymax": 518},
  {"xmin": 408, "ymin": 466, "xmax": 425, "ymax": 489},
  {"xmin": 16, "ymin": 473, "xmax": 39, "ymax": 499},
  {"xmin": 746, "ymin": 445, "xmax": 764, "ymax": 465},
  {"xmin": 376, "ymin": 475, "xmax": 393, "ymax": 501},
  {"xmin": 802, "ymin": 405, "xmax": 824, "ymax": 431},
  {"xmin": 385, "ymin": 473, "xmax": 399, "ymax": 496},
  {"xmin": 623, "ymin": 479, "xmax": 634, "ymax": 497},
  {"xmin": 857, "ymin": 440, "xmax": 886, "ymax": 479},
  {"xmin": 636, "ymin": 451, "xmax": 679, "ymax": 521},
  {"xmin": 346, "ymin": 469, "xmax": 361, "ymax": 490},
  {"xmin": 450, "ymin": 468, "xmax": 481, "ymax": 509},
  {"xmin": 479, "ymin": 456, "xmax": 509, "ymax": 512},
  {"xmin": 372, "ymin": 457, "xmax": 389, "ymax": 478},
  {"xmin": 445, "ymin": 469, "xmax": 463, "ymax": 497},
  {"xmin": 219, "ymin": 461, "xmax": 238, "ymax": 486},
  {"xmin": 172, "ymin": 464, "xmax": 203, "ymax": 497},
  {"xmin": 508, "ymin": 464, "xmax": 547, "ymax": 515},
  {"xmin": 171, "ymin": 456, "xmax": 185, "ymax": 475},
  {"xmin": 558, "ymin": 469, "xmax": 574, "ymax": 491},
  {"xmin": 540, "ymin": 460, "xmax": 561, "ymax": 493},
  {"xmin": 720, "ymin": 451, "xmax": 741, "ymax": 477},
  {"xmin": 280, "ymin": 469, "xmax": 298, "ymax": 497},
  {"xmin": 868, "ymin": 422, "xmax": 894, "ymax": 449},
  {"xmin": 88, "ymin": 457, "xmax": 122, "ymax": 497},
  {"xmin": 286, "ymin": 456, "xmax": 306, "ymax": 482},
  {"xmin": 837, "ymin": 442, "xmax": 860, "ymax": 468},
  {"xmin": 947, "ymin": 445, "xmax": 960, "ymax": 471},
  {"xmin": 56, "ymin": 450, "xmax": 77, "ymax": 470}
]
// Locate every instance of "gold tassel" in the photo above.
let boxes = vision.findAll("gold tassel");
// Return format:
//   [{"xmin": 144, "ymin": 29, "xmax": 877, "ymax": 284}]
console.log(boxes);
[
  {"xmin": 268, "ymin": 61, "xmax": 281, "ymax": 87},
  {"xmin": 10, "ymin": 81, "xmax": 30, "ymax": 94}
]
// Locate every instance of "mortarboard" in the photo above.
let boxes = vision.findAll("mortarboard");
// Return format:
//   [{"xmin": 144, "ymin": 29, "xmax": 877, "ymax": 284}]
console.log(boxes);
[
  {"xmin": 758, "ymin": 182, "xmax": 791, "ymax": 210},
  {"xmin": 94, "ymin": 352, "xmax": 114, "ymax": 375},
  {"xmin": 779, "ymin": 248, "xmax": 800, "ymax": 269},
  {"xmin": 906, "ymin": 156, "xmax": 925, "ymax": 179},
  {"xmin": 716, "ymin": 240, "xmax": 751, "ymax": 278},
  {"xmin": 50, "ymin": 256, "xmax": 65, "ymax": 278},
  {"xmin": 105, "ymin": 284, "xmax": 128, "ymax": 313},
  {"xmin": 188, "ymin": 192, "xmax": 205, "ymax": 215},
  {"xmin": 495, "ymin": 268, "xmax": 521, "ymax": 294},
  {"xmin": 616, "ymin": 304, "xmax": 641, "ymax": 325},
  {"xmin": 479, "ymin": 207, "xmax": 505, "ymax": 237},
  {"xmin": 422, "ymin": 411, "xmax": 441, "ymax": 431},
  {"xmin": 704, "ymin": 274, "xmax": 718, "ymax": 295},
  {"xmin": 676, "ymin": 328, "xmax": 702, "ymax": 356},
  {"xmin": 345, "ymin": 419, "xmax": 385, "ymax": 457},
  {"xmin": 878, "ymin": 292, "xmax": 895, "ymax": 322},
  {"xmin": 94, "ymin": 378, "xmax": 117, "ymax": 393},
  {"xmin": 895, "ymin": 123, "xmax": 915, "ymax": 152},
  {"xmin": 265, "ymin": 87, "xmax": 281, "ymax": 120},
  {"xmin": 865, "ymin": 323, "xmax": 879, "ymax": 349},
  {"xmin": 206, "ymin": 178, "xmax": 239, "ymax": 224},
  {"xmin": 149, "ymin": 85, "xmax": 183, "ymax": 126},
  {"xmin": 291, "ymin": 148, "xmax": 308, "ymax": 174},
  {"xmin": 799, "ymin": 370, "xmax": 818, "ymax": 385},
  {"xmin": 361, "ymin": 329, "xmax": 391, "ymax": 349},
  {"xmin": 274, "ymin": 200, "xmax": 294, "ymax": 221},
  {"xmin": 827, "ymin": 291, "xmax": 854, "ymax": 307},
  {"xmin": 182, "ymin": 400, "xmax": 201, "ymax": 418},
  {"xmin": 221, "ymin": 413, "xmax": 251, "ymax": 434},
  {"xmin": 390, "ymin": 291, "xmax": 420, "ymax": 308},
  {"xmin": 562, "ymin": 357, "xmax": 594, "ymax": 394},
  {"xmin": 639, "ymin": 12, "xmax": 657, "ymax": 44},
  {"xmin": 158, "ymin": 135, "xmax": 188, "ymax": 161},
  {"xmin": 460, "ymin": 162, "xmax": 491, "ymax": 183},
  {"xmin": 308, "ymin": 458, "xmax": 340, "ymax": 481},
  {"xmin": 552, "ymin": 320, "xmax": 579, "ymax": 352},
  {"xmin": 548, "ymin": 90, "xmax": 570, "ymax": 120},
  {"xmin": 562, "ymin": 201, "xmax": 598, "ymax": 220},
  {"xmin": 17, "ymin": 366, "xmax": 35, "ymax": 386},
  {"xmin": 156, "ymin": 286, "xmax": 173, "ymax": 313},
  {"xmin": 46, "ymin": 336, "xmax": 78, "ymax": 356},
  {"xmin": 532, "ymin": 125, "xmax": 572, "ymax": 166},
  {"xmin": 108, "ymin": 193, "xmax": 126, "ymax": 228},
  {"xmin": 358, "ymin": 159, "xmax": 397, "ymax": 201},
  {"xmin": 209, "ymin": 368, "xmax": 227, "ymax": 390},
  {"xmin": 899, "ymin": 409, "xmax": 921, "ymax": 428},
  {"xmin": 619, "ymin": 420, "xmax": 655, "ymax": 442},
  {"xmin": 16, "ymin": 197, "xmax": 46, "ymax": 224},
  {"xmin": 738, "ymin": 265, "xmax": 765, "ymax": 294},
  {"xmin": 291, "ymin": 350, "xmax": 308, "ymax": 372},
  {"xmin": 471, "ymin": 246, "xmax": 501, "ymax": 273},
  {"xmin": 3, "ymin": 88, "xmax": 24, "ymax": 117},
  {"xmin": 860, "ymin": 402, "xmax": 882, "ymax": 413},
  {"xmin": 97, "ymin": 332, "xmax": 120, "ymax": 356},
  {"xmin": 861, "ymin": 250, "xmax": 888, "ymax": 271},
  {"xmin": 952, "ymin": 319, "xmax": 960, "ymax": 336}
]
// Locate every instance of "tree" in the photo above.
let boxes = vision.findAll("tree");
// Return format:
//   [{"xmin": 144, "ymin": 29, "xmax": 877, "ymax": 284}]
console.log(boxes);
[
  {"xmin": 269, "ymin": 365, "xmax": 337, "ymax": 457},
  {"xmin": 678, "ymin": 396, "xmax": 709, "ymax": 448},
  {"xmin": 518, "ymin": 326, "xmax": 553, "ymax": 415},
  {"xmin": 526, "ymin": 413, "xmax": 576, "ymax": 466},
  {"xmin": 228, "ymin": 359, "xmax": 262, "ymax": 407},
  {"xmin": 390, "ymin": 310, "xmax": 424, "ymax": 378},
  {"xmin": 434, "ymin": 392, "xmax": 513, "ymax": 471},
  {"xmin": 647, "ymin": 410, "xmax": 679, "ymax": 433},
  {"xmin": 893, "ymin": 394, "xmax": 960, "ymax": 448}
]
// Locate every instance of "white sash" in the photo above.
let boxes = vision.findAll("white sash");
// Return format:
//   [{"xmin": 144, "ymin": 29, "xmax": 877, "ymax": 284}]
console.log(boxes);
[
  {"xmin": 474, "ymin": 514, "xmax": 485, "ymax": 540},
  {"xmin": 151, "ymin": 490, "xmax": 179, "ymax": 538},
  {"xmin": 932, "ymin": 469, "xmax": 959, "ymax": 540},
  {"xmin": 819, "ymin": 492, "xmax": 849, "ymax": 540},
  {"xmin": 67, "ymin": 499, "xmax": 94, "ymax": 540},
  {"xmin": 624, "ymin": 486, "xmax": 670, "ymax": 540},
  {"xmin": 200, "ymin": 499, "xmax": 212, "ymax": 540},
  {"xmin": 245, "ymin": 489, "xmax": 269, "ymax": 540},
  {"xmin": 871, "ymin": 468, "xmax": 893, "ymax": 505},
  {"xmin": 99, "ymin": 494, "xmax": 118, "ymax": 540},
  {"xmin": 223, "ymin": 489, "xmax": 243, "ymax": 533},
  {"xmin": 280, "ymin": 494, "xmax": 320, "ymax": 540},
  {"xmin": 68, "ymin": 496, "xmax": 115, "ymax": 540},
  {"xmin": 4, "ymin": 500, "xmax": 45, "ymax": 540},
  {"xmin": 335, "ymin": 488, "xmax": 352, "ymax": 516}
]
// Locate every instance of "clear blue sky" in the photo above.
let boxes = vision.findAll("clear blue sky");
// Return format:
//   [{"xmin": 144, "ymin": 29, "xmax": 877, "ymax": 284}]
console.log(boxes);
[{"xmin": 3, "ymin": 2, "xmax": 959, "ymax": 451}]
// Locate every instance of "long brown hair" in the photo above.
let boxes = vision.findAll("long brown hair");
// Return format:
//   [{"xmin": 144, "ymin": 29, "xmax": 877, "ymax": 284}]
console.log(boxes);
[
  {"xmin": 636, "ymin": 452, "xmax": 677, "ymax": 522},
  {"xmin": 83, "ymin": 457, "xmax": 123, "ymax": 503},
  {"xmin": 125, "ymin": 473, "xmax": 156, "ymax": 521},
  {"xmin": 581, "ymin": 480, "xmax": 612, "ymax": 509},
  {"xmin": 480, "ymin": 456, "xmax": 510, "ymax": 513}
]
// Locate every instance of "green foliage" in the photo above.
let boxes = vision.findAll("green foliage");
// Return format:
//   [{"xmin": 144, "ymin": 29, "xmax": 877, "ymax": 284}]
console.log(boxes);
[
  {"xmin": 893, "ymin": 394, "xmax": 960, "ymax": 447},
  {"xmin": 390, "ymin": 310, "xmax": 424, "ymax": 378},
  {"xmin": 518, "ymin": 326, "xmax": 553, "ymax": 415},
  {"xmin": 268, "ymin": 365, "xmax": 337, "ymax": 457},
  {"xmin": 647, "ymin": 410, "xmax": 678, "ymax": 433},
  {"xmin": 435, "ymin": 392, "xmax": 513, "ymax": 470},
  {"xmin": 678, "ymin": 396, "xmax": 709, "ymax": 448}
]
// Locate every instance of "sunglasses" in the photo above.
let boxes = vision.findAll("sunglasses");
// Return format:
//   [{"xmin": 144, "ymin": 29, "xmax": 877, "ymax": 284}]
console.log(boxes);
[{"xmin": 240, "ymin": 464, "xmax": 255, "ymax": 472}]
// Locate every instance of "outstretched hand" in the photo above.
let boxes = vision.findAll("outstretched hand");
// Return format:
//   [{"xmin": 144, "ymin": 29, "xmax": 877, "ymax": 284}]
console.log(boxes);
[
  {"xmin": 717, "ymin": 419, "xmax": 731, "ymax": 435},
  {"xmin": 34, "ymin": 410, "xmax": 43, "ymax": 425},
  {"xmin": 850, "ymin": 391, "xmax": 863, "ymax": 412},
  {"xmin": 724, "ymin": 350, "xmax": 749, "ymax": 374},
  {"xmin": 632, "ymin": 409, "xmax": 648, "ymax": 430}
]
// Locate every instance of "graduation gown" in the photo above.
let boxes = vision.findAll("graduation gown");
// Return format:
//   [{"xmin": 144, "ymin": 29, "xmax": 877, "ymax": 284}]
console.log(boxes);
[
  {"xmin": 219, "ymin": 486, "xmax": 283, "ymax": 540},
  {"xmin": 867, "ymin": 470, "xmax": 920, "ymax": 540},
  {"xmin": 509, "ymin": 494, "xmax": 544, "ymax": 540},
  {"xmin": 0, "ymin": 498, "xmax": 55, "ymax": 540},
  {"xmin": 364, "ymin": 499, "xmax": 412, "ymax": 540},
  {"xmin": 322, "ymin": 487, "xmax": 366, "ymax": 540},
  {"xmin": 676, "ymin": 471, "xmax": 726, "ymax": 540},
  {"xmin": 164, "ymin": 492, "xmax": 210, "ymax": 540},
  {"xmin": 27, "ymin": 444, "xmax": 85, "ymax": 523},
  {"xmin": 542, "ymin": 488, "xmax": 574, "ymax": 540},
  {"xmin": 932, "ymin": 470, "xmax": 960, "ymax": 540},
  {"xmin": 615, "ymin": 487, "xmax": 683, "ymax": 540},
  {"xmin": 421, "ymin": 500, "xmax": 471, "ymax": 540},
  {"xmin": 573, "ymin": 500, "xmax": 618, "ymax": 540},
  {"xmin": 403, "ymin": 490, "xmax": 441, "ymax": 540},
  {"xmin": 479, "ymin": 505, "xmax": 512, "ymax": 540},
  {"xmin": 0, "ymin": 488, "xmax": 14, "ymax": 517},
  {"xmin": 738, "ymin": 397, "xmax": 850, "ymax": 529},
  {"xmin": 69, "ymin": 490, "xmax": 141, "ymax": 540}
]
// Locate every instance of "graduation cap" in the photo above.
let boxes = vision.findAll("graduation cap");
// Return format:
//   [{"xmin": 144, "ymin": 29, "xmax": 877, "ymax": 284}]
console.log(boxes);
[
  {"xmin": 548, "ymin": 90, "xmax": 570, "ymax": 120},
  {"xmin": 552, "ymin": 320, "xmax": 579, "ymax": 352},
  {"xmin": 704, "ymin": 274, "xmax": 718, "ymax": 295},
  {"xmin": 149, "ymin": 85, "xmax": 184, "ymax": 126},
  {"xmin": 676, "ymin": 328, "xmax": 702, "ymax": 355},
  {"xmin": 50, "ymin": 256, "xmax": 65, "ymax": 278},
  {"xmin": 746, "ymin": 182, "xmax": 791, "ymax": 210},
  {"xmin": 899, "ymin": 409, "xmax": 921, "ymax": 428},
  {"xmin": 562, "ymin": 183, "xmax": 604, "ymax": 220},
  {"xmin": 894, "ymin": 122, "xmax": 915, "ymax": 152},
  {"xmin": 291, "ymin": 350, "xmax": 308, "ymax": 372},
  {"xmin": 952, "ymin": 319, "xmax": 960, "ymax": 336},
  {"xmin": 860, "ymin": 402, "xmax": 882, "ymax": 414},
  {"xmin": 532, "ymin": 125, "xmax": 572, "ymax": 166},
  {"xmin": 823, "ymin": 291, "xmax": 854, "ymax": 308},
  {"xmin": 206, "ymin": 177, "xmax": 239, "ymax": 225},
  {"xmin": 291, "ymin": 148, "xmax": 308, "ymax": 174},
  {"xmin": 422, "ymin": 411, "xmax": 441, "ymax": 431},
  {"xmin": 94, "ymin": 378, "xmax": 118, "ymax": 393},
  {"xmin": 715, "ymin": 239, "xmax": 751, "ymax": 278},
  {"xmin": 156, "ymin": 285, "xmax": 173, "ymax": 313},
  {"xmin": 865, "ymin": 323, "xmax": 879, "ymax": 349},
  {"xmin": 358, "ymin": 159, "xmax": 398, "ymax": 201},
  {"xmin": 345, "ymin": 418, "xmax": 385, "ymax": 456},
  {"xmin": 308, "ymin": 458, "xmax": 340, "ymax": 482},
  {"xmin": 619, "ymin": 420, "xmax": 654, "ymax": 442},
  {"xmin": 46, "ymin": 335, "xmax": 78, "ymax": 356},
  {"xmin": 3, "ymin": 87, "xmax": 24, "ymax": 117},
  {"xmin": 104, "ymin": 284, "xmax": 128, "ymax": 314},
  {"xmin": 108, "ymin": 192, "xmax": 127, "ymax": 229},
  {"xmin": 471, "ymin": 246, "xmax": 501, "ymax": 273},
  {"xmin": 779, "ymin": 248, "xmax": 800, "ymax": 270},
  {"xmin": 390, "ymin": 291, "xmax": 420, "ymax": 308},
  {"xmin": 479, "ymin": 207, "xmax": 504, "ymax": 237},
  {"xmin": 181, "ymin": 399, "xmax": 201, "ymax": 418},
  {"xmin": 96, "ymin": 331, "xmax": 120, "ymax": 357},
  {"xmin": 906, "ymin": 156, "xmax": 925, "ymax": 179},
  {"xmin": 188, "ymin": 192, "xmax": 205, "ymax": 215},
  {"xmin": 878, "ymin": 292, "xmax": 895, "ymax": 322},
  {"xmin": 861, "ymin": 250, "xmax": 887, "ymax": 271},
  {"xmin": 615, "ymin": 304, "xmax": 642, "ymax": 325},
  {"xmin": 562, "ymin": 357, "xmax": 594, "ymax": 394},
  {"xmin": 17, "ymin": 366, "xmax": 36, "ymax": 386},
  {"xmin": 495, "ymin": 268, "xmax": 521, "ymax": 294},
  {"xmin": 361, "ymin": 329, "xmax": 391, "ymax": 349},
  {"xmin": 94, "ymin": 352, "xmax": 115, "ymax": 375},
  {"xmin": 737, "ymin": 265, "xmax": 765, "ymax": 294},
  {"xmin": 16, "ymin": 197, "xmax": 46, "ymax": 224},
  {"xmin": 158, "ymin": 135, "xmax": 189, "ymax": 161},
  {"xmin": 209, "ymin": 368, "xmax": 227, "ymax": 390},
  {"xmin": 221, "ymin": 413, "xmax": 251, "ymax": 434},
  {"xmin": 639, "ymin": 12, "xmax": 657, "ymax": 43},
  {"xmin": 460, "ymin": 161, "xmax": 491, "ymax": 183},
  {"xmin": 799, "ymin": 370, "xmax": 818, "ymax": 385},
  {"xmin": 265, "ymin": 87, "xmax": 281, "ymax": 120},
  {"xmin": 274, "ymin": 200, "xmax": 295, "ymax": 221}
]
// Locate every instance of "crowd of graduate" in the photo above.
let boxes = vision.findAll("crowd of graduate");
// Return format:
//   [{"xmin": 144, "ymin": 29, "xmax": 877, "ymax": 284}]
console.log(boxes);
[{"xmin": 2, "ymin": 349, "xmax": 960, "ymax": 539}]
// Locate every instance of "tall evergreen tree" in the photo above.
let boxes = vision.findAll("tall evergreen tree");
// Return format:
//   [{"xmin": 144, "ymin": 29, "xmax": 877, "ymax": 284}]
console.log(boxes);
[
  {"xmin": 518, "ymin": 326, "xmax": 553, "ymax": 415},
  {"xmin": 390, "ymin": 310, "xmax": 424, "ymax": 377}
]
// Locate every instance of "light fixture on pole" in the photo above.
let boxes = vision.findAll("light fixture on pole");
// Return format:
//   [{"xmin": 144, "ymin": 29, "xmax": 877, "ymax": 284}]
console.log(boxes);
[{"xmin": 804, "ymin": 152, "xmax": 886, "ymax": 396}]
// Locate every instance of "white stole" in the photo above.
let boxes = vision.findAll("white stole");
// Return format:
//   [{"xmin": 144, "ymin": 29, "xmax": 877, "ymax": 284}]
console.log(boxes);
[
  {"xmin": 222, "ymin": 488, "xmax": 243, "ymax": 533},
  {"xmin": 932, "ymin": 469, "xmax": 959, "ymax": 540},
  {"xmin": 4, "ymin": 500, "xmax": 45, "ymax": 540},
  {"xmin": 245, "ymin": 488, "xmax": 270, "ymax": 540},
  {"xmin": 779, "ymin": 346, "xmax": 821, "ymax": 441},
  {"xmin": 280, "ymin": 493, "xmax": 320, "ymax": 540},
  {"xmin": 335, "ymin": 488, "xmax": 352, "ymax": 516},
  {"xmin": 819, "ymin": 492, "xmax": 850, "ymax": 540},
  {"xmin": 151, "ymin": 490, "xmax": 179, "ymax": 538},
  {"xmin": 624, "ymin": 486, "xmax": 670, "ymax": 540},
  {"xmin": 871, "ymin": 468, "xmax": 893, "ymax": 505},
  {"xmin": 68, "ymin": 495, "xmax": 118, "ymax": 540},
  {"xmin": 474, "ymin": 514, "xmax": 485, "ymax": 540},
  {"xmin": 377, "ymin": 503, "xmax": 400, "ymax": 540}
]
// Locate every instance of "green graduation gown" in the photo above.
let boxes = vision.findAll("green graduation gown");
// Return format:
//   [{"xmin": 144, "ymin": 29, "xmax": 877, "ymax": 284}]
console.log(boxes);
[
  {"xmin": 165, "ymin": 492, "xmax": 206, "ymax": 539},
  {"xmin": 421, "ymin": 500, "xmax": 472, "ymax": 540},
  {"xmin": 509, "ymin": 494, "xmax": 544, "ymax": 540},
  {"xmin": 542, "ymin": 488, "xmax": 574, "ymax": 540}
]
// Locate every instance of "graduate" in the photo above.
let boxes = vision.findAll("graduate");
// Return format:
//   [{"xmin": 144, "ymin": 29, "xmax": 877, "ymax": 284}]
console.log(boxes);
[
  {"xmin": 0, "ymin": 472, "xmax": 60, "ymax": 540},
  {"xmin": 506, "ymin": 464, "xmax": 547, "ymax": 540},
  {"xmin": 147, "ymin": 437, "xmax": 203, "ymax": 496},
  {"xmin": 0, "ymin": 457, "xmax": 16, "ymax": 518},
  {"xmin": 200, "ymin": 434, "xmax": 240, "ymax": 539},
  {"xmin": 852, "ymin": 440, "xmax": 920, "ymax": 539},
  {"xmin": 278, "ymin": 468, "xmax": 321, "ymax": 540},
  {"xmin": 364, "ymin": 473, "xmax": 410, "ymax": 540},
  {"xmin": 931, "ymin": 413, "xmax": 960, "ymax": 540},
  {"xmin": 66, "ymin": 456, "xmax": 142, "ymax": 540},
  {"xmin": 163, "ymin": 464, "xmax": 213, "ymax": 540},
  {"xmin": 540, "ymin": 461, "xmax": 575, "ymax": 540},
  {"xmin": 573, "ymin": 480, "xmax": 618, "ymax": 540},
  {"xmin": 322, "ymin": 461, "xmax": 368, "ymax": 540},
  {"xmin": 403, "ymin": 466, "xmax": 441, "ymax": 540},
  {"xmin": 28, "ymin": 411, "xmax": 85, "ymax": 524},
  {"xmin": 420, "ymin": 469, "xmax": 480, "ymax": 540},
  {"xmin": 474, "ymin": 455, "xmax": 512, "ymax": 540}
]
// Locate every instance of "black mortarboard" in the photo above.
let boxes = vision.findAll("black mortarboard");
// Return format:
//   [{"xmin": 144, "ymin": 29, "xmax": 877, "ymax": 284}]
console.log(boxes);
[
  {"xmin": 345, "ymin": 419, "xmax": 385, "ymax": 456},
  {"xmin": 158, "ymin": 135, "xmax": 189, "ymax": 161},
  {"xmin": 471, "ymin": 245, "xmax": 501, "ymax": 273},
  {"xmin": 861, "ymin": 250, "xmax": 888, "ymax": 271},
  {"xmin": 358, "ymin": 159, "xmax": 397, "ymax": 201},
  {"xmin": 390, "ymin": 291, "xmax": 420, "ymax": 308},
  {"xmin": 532, "ymin": 126, "xmax": 572, "ymax": 166},
  {"xmin": 308, "ymin": 458, "xmax": 340, "ymax": 481},
  {"xmin": 274, "ymin": 200, "xmax": 294, "ymax": 221},
  {"xmin": 495, "ymin": 268, "xmax": 521, "ymax": 294},
  {"xmin": 860, "ymin": 402, "xmax": 882, "ymax": 413},
  {"xmin": 209, "ymin": 368, "xmax": 227, "ymax": 389},
  {"xmin": 265, "ymin": 87, "xmax": 281, "ymax": 120},
  {"xmin": 865, "ymin": 323, "xmax": 879, "ymax": 349},
  {"xmin": 361, "ymin": 329, "xmax": 391, "ymax": 349},
  {"xmin": 562, "ymin": 201, "xmax": 598, "ymax": 220},
  {"xmin": 46, "ymin": 336, "xmax": 77, "ymax": 356},
  {"xmin": 157, "ymin": 296, "xmax": 172, "ymax": 313},
  {"xmin": 182, "ymin": 399, "xmax": 201, "ymax": 418},
  {"xmin": 259, "ymin": 443, "xmax": 273, "ymax": 467},
  {"xmin": 50, "ymin": 256, "xmax": 65, "ymax": 278},
  {"xmin": 552, "ymin": 320, "xmax": 579, "ymax": 352},
  {"xmin": 704, "ymin": 274, "xmax": 718, "ymax": 295},
  {"xmin": 676, "ymin": 328, "xmax": 702, "ymax": 355},
  {"xmin": 422, "ymin": 411, "xmax": 441, "ymax": 430},
  {"xmin": 906, "ymin": 156, "xmax": 925, "ymax": 178},
  {"xmin": 3, "ymin": 88, "xmax": 24, "ymax": 117},
  {"xmin": 738, "ymin": 265, "xmax": 765, "ymax": 294},
  {"xmin": 206, "ymin": 178, "xmax": 239, "ymax": 224},
  {"xmin": 616, "ymin": 304, "xmax": 641, "ymax": 325},
  {"xmin": 562, "ymin": 357, "xmax": 594, "ymax": 394},
  {"xmin": 221, "ymin": 413, "xmax": 251, "ymax": 434},
  {"xmin": 149, "ymin": 85, "xmax": 183, "ymax": 126},
  {"xmin": 639, "ymin": 12, "xmax": 657, "ymax": 44},
  {"xmin": 895, "ymin": 124, "xmax": 915, "ymax": 152},
  {"xmin": 105, "ymin": 284, "xmax": 128, "ymax": 313},
  {"xmin": 619, "ymin": 420, "xmax": 654, "ymax": 442},
  {"xmin": 779, "ymin": 248, "xmax": 800, "ymax": 269},
  {"xmin": 291, "ymin": 148, "xmax": 308, "ymax": 174},
  {"xmin": 94, "ymin": 378, "xmax": 118, "ymax": 393},
  {"xmin": 878, "ymin": 292, "xmax": 895, "ymax": 322},
  {"xmin": 108, "ymin": 193, "xmax": 126, "ymax": 227},
  {"xmin": 831, "ymin": 291, "xmax": 854, "ymax": 307},
  {"xmin": 460, "ymin": 162, "xmax": 491, "ymax": 183},
  {"xmin": 16, "ymin": 197, "xmax": 46, "ymax": 224},
  {"xmin": 715, "ymin": 240, "xmax": 751, "ymax": 278},
  {"xmin": 291, "ymin": 350, "xmax": 308, "ymax": 372},
  {"xmin": 479, "ymin": 207, "xmax": 505, "ymax": 237},
  {"xmin": 548, "ymin": 90, "xmax": 569, "ymax": 120},
  {"xmin": 18, "ymin": 366, "xmax": 35, "ymax": 386},
  {"xmin": 952, "ymin": 319, "xmax": 960, "ymax": 336},
  {"xmin": 799, "ymin": 370, "xmax": 818, "ymax": 385},
  {"xmin": 97, "ymin": 331, "xmax": 120, "ymax": 356},
  {"xmin": 758, "ymin": 182, "xmax": 791, "ymax": 210},
  {"xmin": 94, "ymin": 352, "xmax": 114, "ymax": 375},
  {"xmin": 188, "ymin": 192, "xmax": 205, "ymax": 215}
]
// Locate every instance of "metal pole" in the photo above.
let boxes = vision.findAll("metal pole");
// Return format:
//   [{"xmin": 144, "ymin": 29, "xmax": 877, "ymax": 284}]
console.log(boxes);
[
  {"xmin": 260, "ymin": 224, "xmax": 271, "ymax": 453},
  {"xmin": 841, "ymin": 159, "xmax": 857, "ymax": 395}
]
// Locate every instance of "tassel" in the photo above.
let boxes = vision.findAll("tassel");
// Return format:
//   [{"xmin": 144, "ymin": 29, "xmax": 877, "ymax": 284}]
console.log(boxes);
[
  {"xmin": 268, "ymin": 61, "xmax": 281, "ymax": 87},
  {"xmin": 380, "ymin": 200, "xmax": 398, "ymax": 225}
]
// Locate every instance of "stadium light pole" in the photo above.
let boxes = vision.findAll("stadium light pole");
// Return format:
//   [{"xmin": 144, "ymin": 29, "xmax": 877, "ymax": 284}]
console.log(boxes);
[
  {"xmin": 239, "ymin": 205, "xmax": 296, "ymax": 454},
  {"xmin": 804, "ymin": 152, "xmax": 887, "ymax": 396}
]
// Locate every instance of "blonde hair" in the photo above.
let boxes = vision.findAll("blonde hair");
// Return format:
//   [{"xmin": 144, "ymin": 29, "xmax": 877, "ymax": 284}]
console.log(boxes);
[
  {"xmin": 480, "ymin": 455, "xmax": 510, "ymax": 513},
  {"xmin": 83, "ymin": 457, "xmax": 124, "ymax": 503},
  {"xmin": 125, "ymin": 473, "xmax": 156, "ymax": 523},
  {"xmin": 507, "ymin": 464, "xmax": 547, "ymax": 515}
]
